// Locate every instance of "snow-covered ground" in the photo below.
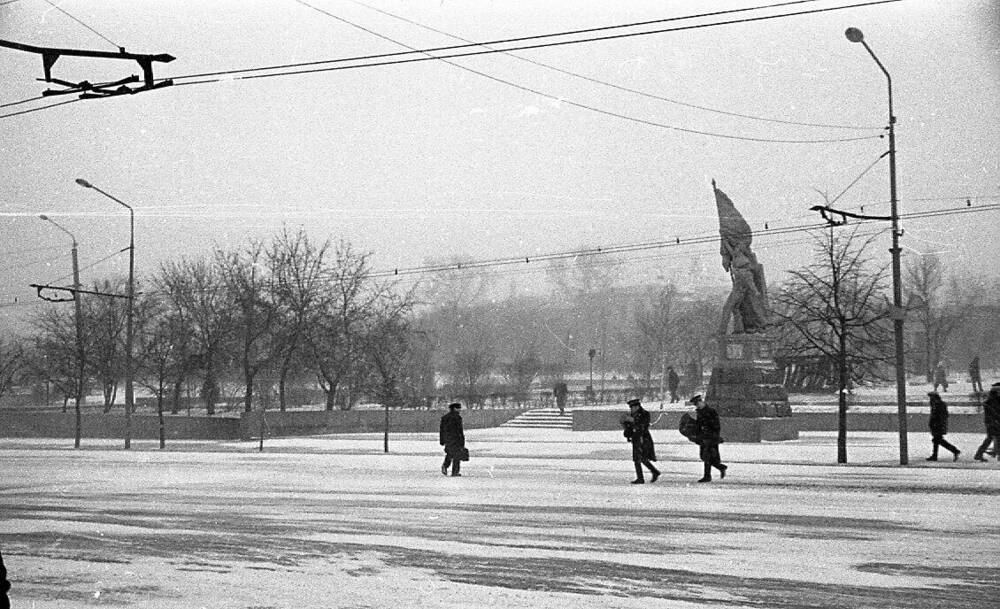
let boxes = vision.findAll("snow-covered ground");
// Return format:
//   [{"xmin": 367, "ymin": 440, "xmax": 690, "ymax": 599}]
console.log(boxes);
[{"xmin": 2, "ymin": 428, "xmax": 998, "ymax": 608}]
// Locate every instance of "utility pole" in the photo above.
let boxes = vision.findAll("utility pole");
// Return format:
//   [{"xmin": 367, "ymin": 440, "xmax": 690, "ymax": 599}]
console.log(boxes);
[{"xmin": 39, "ymin": 214, "xmax": 85, "ymax": 448}]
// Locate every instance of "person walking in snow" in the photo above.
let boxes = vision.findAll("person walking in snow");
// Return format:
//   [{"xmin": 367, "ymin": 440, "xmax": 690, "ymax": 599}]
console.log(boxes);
[
  {"xmin": 691, "ymin": 394, "xmax": 728, "ymax": 482},
  {"xmin": 439, "ymin": 402, "xmax": 466, "ymax": 476},
  {"xmin": 667, "ymin": 366, "xmax": 680, "ymax": 403},
  {"xmin": 926, "ymin": 391, "xmax": 960, "ymax": 461},
  {"xmin": 624, "ymin": 398, "xmax": 660, "ymax": 484},
  {"xmin": 974, "ymin": 383, "xmax": 1000, "ymax": 462}
]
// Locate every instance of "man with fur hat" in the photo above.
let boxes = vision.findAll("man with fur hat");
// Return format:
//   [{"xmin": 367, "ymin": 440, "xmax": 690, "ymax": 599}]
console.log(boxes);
[
  {"xmin": 439, "ymin": 402, "xmax": 466, "ymax": 476},
  {"xmin": 624, "ymin": 398, "xmax": 660, "ymax": 484},
  {"xmin": 690, "ymin": 394, "xmax": 728, "ymax": 482}
]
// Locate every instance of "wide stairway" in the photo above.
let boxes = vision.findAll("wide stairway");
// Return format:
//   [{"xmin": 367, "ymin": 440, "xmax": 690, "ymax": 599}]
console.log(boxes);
[{"xmin": 501, "ymin": 407, "xmax": 574, "ymax": 430}]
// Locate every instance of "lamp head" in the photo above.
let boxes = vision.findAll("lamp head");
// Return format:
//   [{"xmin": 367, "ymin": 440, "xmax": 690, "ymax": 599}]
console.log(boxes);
[
  {"xmin": 845, "ymin": 27, "xmax": 864, "ymax": 43},
  {"xmin": 39, "ymin": 214, "xmax": 49, "ymax": 221},
  {"xmin": 75, "ymin": 178, "xmax": 92, "ymax": 188}
]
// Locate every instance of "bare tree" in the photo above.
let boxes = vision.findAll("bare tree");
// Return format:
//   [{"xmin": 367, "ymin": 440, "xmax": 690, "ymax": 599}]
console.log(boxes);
[
  {"xmin": 0, "ymin": 336, "xmax": 28, "ymax": 401},
  {"xmin": 905, "ymin": 254, "xmax": 978, "ymax": 382},
  {"xmin": 269, "ymin": 228, "xmax": 330, "ymax": 411},
  {"xmin": 772, "ymin": 227, "xmax": 893, "ymax": 463},
  {"xmin": 217, "ymin": 240, "xmax": 281, "ymax": 413},
  {"xmin": 156, "ymin": 258, "xmax": 233, "ymax": 415},
  {"xmin": 305, "ymin": 242, "xmax": 381, "ymax": 411},
  {"xmin": 364, "ymin": 291, "xmax": 418, "ymax": 409},
  {"xmin": 30, "ymin": 306, "xmax": 86, "ymax": 411},
  {"xmin": 501, "ymin": 342, "xmax": 542, "ymax": 405},
  {"xmin": 626, "ymin": 282, "xmax": 680, "ymax": 399}
]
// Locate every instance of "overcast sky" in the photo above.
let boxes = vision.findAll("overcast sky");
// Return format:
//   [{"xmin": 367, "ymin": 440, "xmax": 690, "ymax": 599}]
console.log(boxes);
[{"xmin": 1, "ymin": 0, "xmax": 998, "ymax": 328}]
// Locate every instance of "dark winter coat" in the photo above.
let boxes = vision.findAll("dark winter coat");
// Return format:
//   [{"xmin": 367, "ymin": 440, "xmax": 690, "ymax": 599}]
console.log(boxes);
[
  {"xmin": 695, "ymin": 405, "xmax": 723, "ymax": 445},
  {"xmin": 928, "ymin": 395, "xmax": 949, "ymax": 436},
  {"xmin": 667, "ymin": 369, "xmax": 680, "ymax": 392},
  {"xmin": 984, "ymin": 390, "xmax": 1000, "ymax": 435},
  {"xmin": 439, "ymin": 410, "xmax": 465, "ymax": 457},
  {"xmin": 629, "ymin": 407, "xmax": 657, "ymax": 462}
]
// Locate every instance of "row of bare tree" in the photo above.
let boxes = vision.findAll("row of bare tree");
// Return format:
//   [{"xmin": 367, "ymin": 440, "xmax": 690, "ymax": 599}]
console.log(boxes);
[{"xmin": 1, "ymin": 226, "xmax": 997, "ymax": 415}]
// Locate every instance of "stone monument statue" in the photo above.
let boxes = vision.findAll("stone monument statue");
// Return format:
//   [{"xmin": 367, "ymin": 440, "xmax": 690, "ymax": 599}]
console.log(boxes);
[
  {"xmin": 714, "ymin": 180, "xmax": 768, "ymax": 335},
  {"xmin": 704, "ymin": 181, "xmax": 796, "ymax": 442}
]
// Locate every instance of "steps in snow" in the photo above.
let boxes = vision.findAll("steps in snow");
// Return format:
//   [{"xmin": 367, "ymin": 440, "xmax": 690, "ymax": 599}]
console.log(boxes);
[{"xmin": 501, "ymin": 408, "xmax": 574, "ymax": 429}]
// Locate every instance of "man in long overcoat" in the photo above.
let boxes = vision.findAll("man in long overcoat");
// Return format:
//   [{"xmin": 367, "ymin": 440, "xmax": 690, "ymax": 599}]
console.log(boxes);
[
  {"xmin": 439, "ymin": 402, "xmax": 466, "ymax": 476},
  {"xmin": 625, "ymin": 398, "xmax": 660, "ymax": 484},
  {"xmin": 692, "ymin": 394, "xmax": 728, "ymax": 482},
  {"xmin": 974, "ymin": 384, "xmax": 1000, "ymax": 462},
  {"xmin": 926, "ymin": 391, "xmax": 960, "ymax": 461}
]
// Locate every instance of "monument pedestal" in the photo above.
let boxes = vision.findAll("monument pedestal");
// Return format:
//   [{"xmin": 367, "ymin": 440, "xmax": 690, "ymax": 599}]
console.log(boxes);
[{"xmin": 706, "ymin": 334, "xmax": 798, "ymax": 442}]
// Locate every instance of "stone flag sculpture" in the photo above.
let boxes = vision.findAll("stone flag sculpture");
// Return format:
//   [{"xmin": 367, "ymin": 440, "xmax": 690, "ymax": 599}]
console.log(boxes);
[{"xmin": 713, "ymin": 180, "xmax": 768, "ymax": 335}]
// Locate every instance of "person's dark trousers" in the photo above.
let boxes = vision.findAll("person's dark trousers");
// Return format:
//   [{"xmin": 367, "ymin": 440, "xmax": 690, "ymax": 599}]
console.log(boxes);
[
  {"xmin": 930, "ymin": 434, "xmax": 960, "ymax": 459},
  {"xmin": 974, "ymin": 435, "xmax": 999, "ymax": 460},
  {"xmin": 633, "ymin": 458, "xmax": 659, "ymax": 482},
  {"xmin": 442, "ymin": 454, "xmax": 461, "ymax": 475},
  {"xmin": 699, "ymin": 444, "xmax": 727, "ymax": 481}
]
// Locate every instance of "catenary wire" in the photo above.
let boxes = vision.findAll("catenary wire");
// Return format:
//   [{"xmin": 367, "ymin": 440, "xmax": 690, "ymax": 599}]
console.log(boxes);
[
  {"xmin": 8, "ymin": 203, "xmax": 996, "ymax": 305},
  {"xmin": 0, "ymin": 97, "xmax": 82, "ymax": 119},
  {"xmin": 287, "ymin": 0, "xmax": 883, "ymax": 144},
  {"xmin": 172, "ymin": 0, "xmax": 898, "ymax": 83},
  {"xmin": 342, "ymin": 0, "xmax": 878, "ymax": 131},
  {"xmin": 41, "ymin": 0, "xmax": 122, "ymax": 51}
]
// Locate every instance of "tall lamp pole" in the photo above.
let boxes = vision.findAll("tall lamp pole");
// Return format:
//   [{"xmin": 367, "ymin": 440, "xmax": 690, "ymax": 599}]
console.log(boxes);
[
  {"xmin": 845, "ymin": 27, "xmax": 907, "ymax": 465},
  {"xmin": 39, "ymin": 214, "xmax": 85, "ymax": 449},
  {"xmin": 75, "ymin": 178, "xmax": 135, "ymax": 450}
]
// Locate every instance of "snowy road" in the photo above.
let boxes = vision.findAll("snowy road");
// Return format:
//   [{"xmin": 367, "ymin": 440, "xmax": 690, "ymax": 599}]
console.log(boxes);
[{"xmin": 2, "ymin": 429, "xmax": 998, "ymax": 608}]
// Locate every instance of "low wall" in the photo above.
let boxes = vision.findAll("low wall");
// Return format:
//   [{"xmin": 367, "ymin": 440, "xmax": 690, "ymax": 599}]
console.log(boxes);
[
  {"xmin": 239, "ymin": 408, "xmax": 529, "ymax": 440},
  {"xmin": 572, "ymin": 409, "xmax": 985, "ymax": 437},
  {"xmin": 794, "ymin": 412, "xmax": 985, "ymax": 433},
  {"xmin": 0, "ymin": 411, "xmax": 242, "ymax": 440}
]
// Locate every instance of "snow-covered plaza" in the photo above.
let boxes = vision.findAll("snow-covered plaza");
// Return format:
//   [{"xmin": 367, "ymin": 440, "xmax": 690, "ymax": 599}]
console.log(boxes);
[{"xmin": 2, "ymin": 427, "xmax": 998, "ymax": 608}]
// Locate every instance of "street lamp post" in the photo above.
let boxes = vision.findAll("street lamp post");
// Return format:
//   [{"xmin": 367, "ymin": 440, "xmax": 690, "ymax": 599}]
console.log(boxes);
[
  {"xmin": 75, "ymin": 178, "xmax": 135, "ymax": 450},
  {"xmin": 845, "ymin": 27, "xmax": 908, "ymax": 465},
  {"xmin": 39, "ymin": 214, "xmax": 85, "ymax": 449}
]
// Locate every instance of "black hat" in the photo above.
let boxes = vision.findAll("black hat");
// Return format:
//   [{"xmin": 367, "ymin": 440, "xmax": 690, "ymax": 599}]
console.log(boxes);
[
  {"xmin": 448, "ymin": 402, "xmax": 462, "ymax": 410},
  {"xmin": 626, "ymin": 398, "xmax": 641, "ymax": 407},
  {"xmin": 689, "ymin": 394, "xmax": 704, "ymax": 405}
]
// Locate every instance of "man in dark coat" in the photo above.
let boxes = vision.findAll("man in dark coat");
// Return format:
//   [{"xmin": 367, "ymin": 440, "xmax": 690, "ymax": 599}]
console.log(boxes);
[
  {"xmin": 667, "ymin": 366, "xmax": 680, "ymax": 403},
  {"xmin": 926, "ymin": 391, "xmax": 960, "ymax": 461},
  {"xmin": 974, "ymin": 383, "xmax": 1000, "ymax": 462},
  {"xmin": 439, "ymin": 402, "xmax": 466, "ymax": 476},
  {"xmin": 624, "ymin": 398, "xmax": 660, "ymax": 484},
  {"xmin": 969, "ymin": 356, "xmax": 983, "ymax": 394},
  {"xmin": 692, "ymin": 394, "xmax": 728, "ymax": 482}
]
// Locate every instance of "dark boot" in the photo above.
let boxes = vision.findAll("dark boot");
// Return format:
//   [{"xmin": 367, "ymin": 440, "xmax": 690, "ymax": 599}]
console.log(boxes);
[
  {"xmin": 698, "ymin": 462, "xmax": 712, "ymax": 483},
  {"xmin": 632, "ymin": 461, "xmax": 644, "ymax": 484}
]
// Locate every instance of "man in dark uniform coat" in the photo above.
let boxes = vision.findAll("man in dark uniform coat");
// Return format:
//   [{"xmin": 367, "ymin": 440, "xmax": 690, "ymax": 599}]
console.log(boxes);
[
  {"xmin": 624, "ymin": 398, "xmax": 660, "ymax": 484},
  {"xmin": 692, "ymin": 394, "xmax": 728, "ymax": 482},
  {"xmin": 926, "ymin": 391, "xmax": 960, "ymax": 461},
  {"xmin": 439, "ymin": 402, "xmax": 466, "ymax": 476}
]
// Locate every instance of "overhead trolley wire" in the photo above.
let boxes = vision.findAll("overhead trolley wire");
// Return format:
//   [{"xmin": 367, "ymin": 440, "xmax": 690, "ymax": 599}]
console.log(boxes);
[
  {"xmin": 0, "ymin": 97, "xmax": 82, "ymax": 119},
  {"xmin": 282, "ymin": 0, "xmax": 887, "ymax": 144},
  {"xmin": 16, "ymin": 201, "xmax": 993, "ymax": 303},
  {"xmin": 174, "ymin": 0, "xmax": 900, "ymax": 84},
  {"xmin": 365, "ymin": 202, "xmax": 1000, "ymax": 278},
  {"xmin": 40, "ymin": 0, "xmax": 123, "ymax": 51},
  {"xmin": 343, "ymin": 0, "xmax": 879, "ymax": 131}
]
